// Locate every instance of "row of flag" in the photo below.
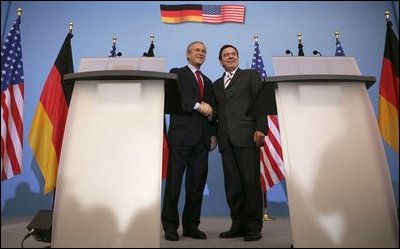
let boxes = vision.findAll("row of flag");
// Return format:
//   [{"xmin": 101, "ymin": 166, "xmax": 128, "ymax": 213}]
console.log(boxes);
[
  {"xmin": 292, "ymin": 37, "xmax": 346, "ymax": 57},
  {"xmin": 108, "ymin": 34, "xmax": 347, "ymax": 58},
  {"xmin": 1, "ymin": 11, "xmax": 398, "ymax": 198}
]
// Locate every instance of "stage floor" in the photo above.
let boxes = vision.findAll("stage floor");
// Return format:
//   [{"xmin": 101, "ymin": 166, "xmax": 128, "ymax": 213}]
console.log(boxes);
[{"xmin": 1, "ymin": 215, "xmax": 292, "ymax": 248}]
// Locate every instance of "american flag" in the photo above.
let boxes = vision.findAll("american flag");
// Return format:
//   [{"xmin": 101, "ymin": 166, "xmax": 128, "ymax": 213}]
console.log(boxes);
[
  {"xmin": 202, "ymin": 5, "xmax": 245, "ymax": 24},
  {"xmin": 251, "ymin": 40, "xmax": 285, "ymax": 192},
  {"xmin": 335, "ymin": 40, "xmax": 345, "ymax": 56},
  {"xmin": 1, "ymin": 16, "xmax": 24, "ymax": 180},
  {"xmin": 109, "ymin": 44, "xmax": 116, "ymax": 57}
]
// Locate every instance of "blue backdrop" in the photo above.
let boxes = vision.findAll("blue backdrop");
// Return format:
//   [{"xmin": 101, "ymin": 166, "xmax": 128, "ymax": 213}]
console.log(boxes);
[{"xmin": 1, "ymin": 1, "xmax": 399, "ymax": 217}]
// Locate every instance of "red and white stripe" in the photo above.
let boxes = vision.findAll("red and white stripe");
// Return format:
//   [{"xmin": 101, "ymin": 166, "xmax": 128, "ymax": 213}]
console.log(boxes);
[
  {"xmin": 1, "ymin": 82, "xmax": 24, "ymax": 180},
  {"xmin": 260, "ymin": 115, "xmax": 285, "ymax": 192},
  {"xmin": 203, "ymin": 5, "xmax": 245, "ymax": 23}
]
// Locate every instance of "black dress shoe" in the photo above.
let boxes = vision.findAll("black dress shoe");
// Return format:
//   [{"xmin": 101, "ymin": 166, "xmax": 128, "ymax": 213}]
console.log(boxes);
[
  {"xmin": 244, "ymin": 231, "xmax": 262, "ymax": 241},
  {"xmin": 219, "ymin": 229, "xmax": 245, "ymax": 238},
  {"xmin": 165, "ymin": 230, "xmax": 179, "ymax": 241},
  {"xmin": 182, "ymin": 228, "xmax": 206, "ymax": 239}
]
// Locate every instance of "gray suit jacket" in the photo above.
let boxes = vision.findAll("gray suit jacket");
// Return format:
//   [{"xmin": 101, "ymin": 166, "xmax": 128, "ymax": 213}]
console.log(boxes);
[{"xmin": 213, "ymin": 68, "xmax": 267, "ymax": 151}]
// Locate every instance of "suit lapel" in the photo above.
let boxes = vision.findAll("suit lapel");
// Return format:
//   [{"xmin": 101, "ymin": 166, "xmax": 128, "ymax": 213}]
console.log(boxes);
[
  {"xmin": 215, "ymin": 76, "xmax": 225, "ymax": 93},
  {"xmin": 201, "ymin": 72, "xmax": 210, "ymax": 97},
  {"xmin": 183, "ymin": 66, "xmax": 200, "ymax": 97}
]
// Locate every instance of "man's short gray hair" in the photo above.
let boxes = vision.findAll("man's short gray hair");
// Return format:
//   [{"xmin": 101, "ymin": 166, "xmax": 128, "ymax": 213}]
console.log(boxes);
[{"xmin": 186, "ymin": 41, "xmax": 207, "ymax": 54}]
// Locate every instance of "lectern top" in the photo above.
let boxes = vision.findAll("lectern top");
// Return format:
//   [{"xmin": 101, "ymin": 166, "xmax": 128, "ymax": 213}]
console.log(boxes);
[
  {"xmin": 63, "ymin": 70, "xmax": 177, "ymax": 83},
  {"xmin": 264, "ymin": 74, "xmax": 375, "ymax": 89}
]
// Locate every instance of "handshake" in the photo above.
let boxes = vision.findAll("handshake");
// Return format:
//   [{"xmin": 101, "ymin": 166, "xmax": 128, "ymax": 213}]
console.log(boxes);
[{"xmin": 198, "ymin": 101, "xmax": 213, "ymax": 117}]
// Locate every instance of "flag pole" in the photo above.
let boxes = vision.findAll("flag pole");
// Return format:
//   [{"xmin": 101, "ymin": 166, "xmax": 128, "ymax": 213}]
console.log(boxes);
[
  {"xmin": 262, "ymin": 191, "xmax": 272, "ymax": 221},
  {"xmin": 254, "ymin": 34, "xmax": 273, "ymax": 222},
  {"xmin": 143, "ymin": 34, "xmax": 155, "ymax": 57},
  {"xmin": 384, "ymin": 10, "xmax": 390, "ymax": 22},
  {"xmin": 334, "ymin": 31, "xmax": 339, "ymax": 43},
  {"xmin": 297, "ymin": 32, "xmax": 304, "ymax": 56},
  {"xmin": 384, "ymin": 8, "xmax": 400, "ymax": 223},
  {"xmin": 68, "ymin": 22, "xmax": 73, "ymax": 34},
  {"xmin": 51, "ymin": 21, "xmax": 73, "ymax": 210}
]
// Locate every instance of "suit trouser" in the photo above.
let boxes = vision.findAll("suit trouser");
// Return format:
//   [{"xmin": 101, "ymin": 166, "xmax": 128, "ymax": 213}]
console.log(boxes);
[
  {"xmin": 161, "ymin": 141, "xmax": 208, "ymax": 231},
  {"xmin": 221, "ymin": 140, "xmax": 263, "ymax": 232}
]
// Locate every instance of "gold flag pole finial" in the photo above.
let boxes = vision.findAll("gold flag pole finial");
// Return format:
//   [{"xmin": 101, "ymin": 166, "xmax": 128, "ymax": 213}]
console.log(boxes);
[
  {"xmin": 17, "ymin": 8, "xmax": 22, "ymax": 17},
  {"xmin": 384, "ymin": 10, "xmax": 390, "ymax": 22},
  {"xmin": 298, "ymin": 32, "xmax": 302, "ymax": 44},
  {"xmin": 254, "ymin": 34, "xmax": 258, "ymax": 42},
  {"xmin": 68, "ymin": 22, "xmax": 73, "ymax": 34},
  {"xmin": 112, "ymin": 36, "xmax": 117, "ymax": 45},
  {"xmin": 150, "ymin": 34, "xmax": 154, "ymax": 44},
  {"xmin": 335, "ymin": 31, "xmax": 340, "ymax": 42}
]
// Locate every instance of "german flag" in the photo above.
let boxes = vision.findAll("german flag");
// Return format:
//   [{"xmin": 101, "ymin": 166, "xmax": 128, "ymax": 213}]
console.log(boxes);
[
  {"xmin": 378, "ymin": 20, "xmax": 399, "ymax": 153},
  {"xmin": 29, "ymin": 33, "xmax": 74, "ymax": 194},
  {"xmin": 160, "ymin": 4, "xmax": 202, "ymax": 23}
]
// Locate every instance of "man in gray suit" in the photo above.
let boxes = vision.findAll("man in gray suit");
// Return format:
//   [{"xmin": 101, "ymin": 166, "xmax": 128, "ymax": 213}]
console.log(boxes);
[{"xmin": 212, "ymin": 44, "xmax": 266, "ymax": 242}]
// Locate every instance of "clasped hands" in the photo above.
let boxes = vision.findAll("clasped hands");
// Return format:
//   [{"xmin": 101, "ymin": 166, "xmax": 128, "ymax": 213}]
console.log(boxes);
[{"xmin": 198, "ymin": 101, "xmax": 213, "ymax": 117}]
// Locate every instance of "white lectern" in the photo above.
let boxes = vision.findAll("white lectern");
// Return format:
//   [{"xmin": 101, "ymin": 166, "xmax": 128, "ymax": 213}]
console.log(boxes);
[
  {"xmin": 250, "ymin": 57, "xmax": 398, "ymax": 247},
  {"xmin": 51, "ymin": 58, "xmax": 178, "ymax": 247}
]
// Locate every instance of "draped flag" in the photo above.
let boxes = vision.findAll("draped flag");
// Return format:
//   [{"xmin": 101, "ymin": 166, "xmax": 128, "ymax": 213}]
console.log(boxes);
[
  {"xmin": 160, "ymin": 4, "xmax": 245, "ymax": 24},
  {"xmin": 109, "ymin": 43, "xmax": 116, "ymax": 57},
  {"xmin": 251, "ymin": 40, "xmax": 285, "ymax": 192},
  {"xmin": 1, "ymin": 15, "xmax": 24, "ymax": 180},
  {"xmin": 335, "ymin": 40, "xmax": 345, "ymax": 56},
  {"xmin": 378, "ymin": 20, "xmax": 399, "ymax": 153},
  {"xmin": 29, "ymin": 33, "xmax": 74, "ymax": 194},
  {"xmin": 298, "ymin": 43, "xmax": 304, "ymax": 56}
]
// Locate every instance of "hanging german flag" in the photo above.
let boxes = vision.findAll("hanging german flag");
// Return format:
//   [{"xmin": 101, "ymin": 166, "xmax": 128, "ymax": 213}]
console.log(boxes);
[
  {"xmin": 160, "ymin": 4, "xmax": 245, "ymax": 24},
  {"xmin": 378, "ymin": 19, "xmax": 399, "ymax": 153},
  {"xmin": 29, "ymin": 33, "xmax": 74, "ymax": 194}
]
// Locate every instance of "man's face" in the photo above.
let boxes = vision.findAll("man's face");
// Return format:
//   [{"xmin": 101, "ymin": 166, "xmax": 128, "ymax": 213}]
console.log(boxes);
[
  {"xmin": 220, "ymin": 47, "xmax": 239, "ymax": 72},
  {"xmin": 187, "ymin": 43, "xmax": 206, "ymax": 68}
]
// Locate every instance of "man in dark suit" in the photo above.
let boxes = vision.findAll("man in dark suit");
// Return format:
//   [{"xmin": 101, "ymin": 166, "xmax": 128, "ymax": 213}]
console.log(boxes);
[
  {"xmin": 212, "ymin": 44, "xmax": 266, "ymax": 242},
  {"xmin": 161, "ymin": 41, "xmax": 216, "ymax": 241}
]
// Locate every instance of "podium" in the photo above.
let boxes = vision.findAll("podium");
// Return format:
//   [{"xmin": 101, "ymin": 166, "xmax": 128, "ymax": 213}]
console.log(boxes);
[
  {"xmin": 51, "ymin": 57, "xmax": 178, "ymax": 247},
  {"xmin": 251, "ymin": 57, "xmax": 399, "ymax": 247}
]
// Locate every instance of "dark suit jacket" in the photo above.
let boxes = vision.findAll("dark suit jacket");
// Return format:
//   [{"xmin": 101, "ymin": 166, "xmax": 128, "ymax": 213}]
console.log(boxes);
[
  {"xmin": 213, "ymin": 68, "xmax": 267, "ymax": 151},
  {"xmin": 168, "ymin": 66, "xmax": 216, "ymax": 149}
]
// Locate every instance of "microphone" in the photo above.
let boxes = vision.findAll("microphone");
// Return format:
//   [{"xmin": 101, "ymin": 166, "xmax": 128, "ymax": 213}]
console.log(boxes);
[
  {"xmin": 313, "ymin": 50, "xmax": 322, "ymax": 56},
  {"xmin": 285, "ymin": 50, "xmax": 293, "ymax": 56},
  {"xmin": 117, "ymin": 52, "xmax": 122, "ymax": 57}
]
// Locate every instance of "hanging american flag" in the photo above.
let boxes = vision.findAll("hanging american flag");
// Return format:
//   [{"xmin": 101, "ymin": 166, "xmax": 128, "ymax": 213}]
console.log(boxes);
[
  {"xmin": 1, "ymin": 14, "xmax": 24, "ymax": 180},
  {"xmin": 251, "ymin": 40, "xmax": 285, "ymax": 192},
  {"xmin": 109, "ymin": 43, "xmax": 116, "ymax": 57},
  {"xmin": 109, "ymin": 37, "xmax": 117, "ymax": 57},
  {"xmin": 335, "ymin": 40, "xmax": 345, "ymax": 56}
]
